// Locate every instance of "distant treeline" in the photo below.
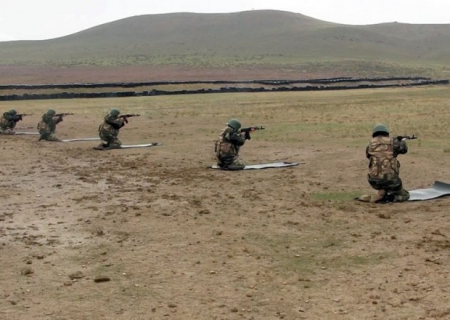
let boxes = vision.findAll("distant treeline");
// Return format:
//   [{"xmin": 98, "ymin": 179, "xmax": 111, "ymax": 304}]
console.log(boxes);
[{"xmin": 0, "ymin": 77, "xmax": 447, "ymax": 101}]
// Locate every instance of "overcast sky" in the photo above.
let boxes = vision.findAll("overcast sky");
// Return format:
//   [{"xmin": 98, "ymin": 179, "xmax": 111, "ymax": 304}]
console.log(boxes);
[{"xmin": 1, "ymin": 0, "xmax": 449, "ymax": 42}]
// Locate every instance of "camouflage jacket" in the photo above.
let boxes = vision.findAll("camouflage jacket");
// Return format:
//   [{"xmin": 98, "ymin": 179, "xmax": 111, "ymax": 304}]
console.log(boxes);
[
  {"xmin": 99, "ymin": 114, "xmax": 125, "ymax": 134},
  {"xmin": 366, "ymin": 136, "xmax": 408, "ymax": 180},
  {"xmin": 37, "ymin": 114, "xmax": 62, "ymax": 133},
  {"xmin": 215, "ymin": 126, "xmax": 246, "ymax": 159}
]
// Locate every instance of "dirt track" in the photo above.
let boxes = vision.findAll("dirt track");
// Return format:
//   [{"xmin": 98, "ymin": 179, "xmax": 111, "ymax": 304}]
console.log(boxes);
[{"xmin": 1, "ymin": 89, "xmax": 450, "ymax": 320}]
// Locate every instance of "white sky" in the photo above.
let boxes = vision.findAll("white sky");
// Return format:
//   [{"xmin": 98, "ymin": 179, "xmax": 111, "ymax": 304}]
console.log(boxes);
[{"xmin": 1, "ymin": 0, "xmax": 449, "ymax": 42}]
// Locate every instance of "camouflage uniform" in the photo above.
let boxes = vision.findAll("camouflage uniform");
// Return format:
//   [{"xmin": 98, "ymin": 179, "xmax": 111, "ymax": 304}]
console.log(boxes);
[
  {"xmin": 98, "ymin": 113, "xmax": 125, "ymax": 149},
  {"xmin": 0, "ymin": 110, "xmax": 21, "ymax": 133},
  {"xmin": 215, "ymin": 126, "xmax": 246, "ymax": 170},
  {"xmin": 37, "ymin": 113, "xmax": 63, "ymax": 141},
  {"xmin": 359, "ymin": 135, "xmax": 410, "ymax": 203}
]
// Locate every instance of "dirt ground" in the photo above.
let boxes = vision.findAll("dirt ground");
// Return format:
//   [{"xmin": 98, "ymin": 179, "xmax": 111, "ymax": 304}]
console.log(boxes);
[
  {"xmin": 1, "ymin": 88, "xmax": 450, "ymax": 320},
  {"xmin": 0, "ymin": 65, "xmax": 344, "ymax": 85}
]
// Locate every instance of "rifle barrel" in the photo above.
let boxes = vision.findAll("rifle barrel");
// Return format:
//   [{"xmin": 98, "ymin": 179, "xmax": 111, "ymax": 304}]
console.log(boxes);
[{"xmin": 121, "ymin": 114, "xmax": 140, "ymax": 117}]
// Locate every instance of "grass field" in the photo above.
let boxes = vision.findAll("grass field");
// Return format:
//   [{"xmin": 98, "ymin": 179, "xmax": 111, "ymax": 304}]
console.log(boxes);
[
  {"xmin": 1, "ymin": 10, "xmax": 450, "ymax": 80},
  {"xmin": 1, "ymin": 86, "xmax": 450, "ymax": 319}
]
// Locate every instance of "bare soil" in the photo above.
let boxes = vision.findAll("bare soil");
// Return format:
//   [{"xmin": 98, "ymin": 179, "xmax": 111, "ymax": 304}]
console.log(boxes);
[
  {"xmin": 1, "ymin": 89, "xmax": 450, "ymax": 320},
  {"xmin": 0, "ymin": 65, "xmax": 343, "ymax": 85}
]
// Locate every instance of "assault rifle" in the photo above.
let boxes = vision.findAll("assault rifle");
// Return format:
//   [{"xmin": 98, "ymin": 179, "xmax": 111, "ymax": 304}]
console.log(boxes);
[
  {"xmin": 396, "ymin": 135, "xmax": 418, "ymax": 141},
  {"xmin": 55, "ymin": 113, "xmax": 74, "ymax": 117},
  {"xmin": 240, "ymin": 126, "xmax": 265, "ymax": 140},
  {"xmin": 119, "ymin": 113, "xmax": 140, "ymax": 123}
]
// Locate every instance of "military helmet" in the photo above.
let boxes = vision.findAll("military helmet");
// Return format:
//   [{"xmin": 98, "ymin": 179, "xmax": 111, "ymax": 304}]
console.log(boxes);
[
  {"xmin": 227, "ymin": 118, "xmax": 241, "ymax": 131},
  {"xmin": 110, "ymin": 108, "xmax": 120, "ymax": 116},
  {"xmin": 47, "ymin": 109, "xmax": 56, "ymax": 116},
  {"xmin": 9, "ymin": 109, "xmax": 17, "ymax": 115},
  {"xmin": 372, "ymin": 124, "xmax": 389, "ymax": 137}
]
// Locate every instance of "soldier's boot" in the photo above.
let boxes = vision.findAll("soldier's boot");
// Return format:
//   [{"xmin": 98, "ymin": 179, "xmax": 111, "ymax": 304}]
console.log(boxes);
[
  {"xmin": 357, "ymin": 190, "xmax": 386, "ymax": 203},
  {"xmin": 216, "ymin": 162, "xmax": 226, "ymax": 168},
  {"xmin": 357, "ymin": 195, "xmax": 372, "ymax": 202},
  {"xmin": 95, "ymin": 143, "xmax": 108, "ymax": 150},
  {"xmin": 371, "ymin": 190, "xmax": 386, "ymax": 203}
]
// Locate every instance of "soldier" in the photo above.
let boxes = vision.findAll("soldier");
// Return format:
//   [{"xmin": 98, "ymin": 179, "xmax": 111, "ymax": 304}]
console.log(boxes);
[
  {"xmin": 96, "ymin": 108, "xmax": 125, "ymax": 150},
  {"xmin": 358, "ymin": 124, "xmax": 410, "ymax": 203},
  {"xmin": 0, "ymin": 109, "xmax": 22, "ymax": 134},
  {"xmin": 214, "ymin": 118, "xmax": 248, "ymax": 170},
  {"xmin": 37, "ymin": 109, "xmax": 64, "ymax": 141}
]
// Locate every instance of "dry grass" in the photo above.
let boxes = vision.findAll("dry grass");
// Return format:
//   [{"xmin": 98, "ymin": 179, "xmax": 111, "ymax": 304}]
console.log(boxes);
[{"xmin": 1, "ymin": 86, "xmax": 450, "ymax": 320}]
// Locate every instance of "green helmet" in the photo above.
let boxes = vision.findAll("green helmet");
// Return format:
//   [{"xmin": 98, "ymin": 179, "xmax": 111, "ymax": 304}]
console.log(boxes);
[
  {"xmin": 372, "ymin": 124, "xmax": 389, "ymax": 137},
  {"xmin": 47, "ymin": 109, "xmax": 56, "ymax": 116},
  {"xmin": 9, "ymin": 109, "xmax": 17, "ymax": 115},
  {"xmin": 227, "ymin": 118, "xmax": 241, "ymax": 131},
  {"xmin": 110, "ymin": 108, "xmax": 120, "ymax": 117}
]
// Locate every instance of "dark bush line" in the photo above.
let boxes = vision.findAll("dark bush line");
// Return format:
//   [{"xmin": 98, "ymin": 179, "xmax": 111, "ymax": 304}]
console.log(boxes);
[
  {"xmin": 0, "ymin": 80, "xmax": 447, "ymax": 101},
  {"xmin": 0, "ymin": 76, "xmax": 435, "ymax": 90}
]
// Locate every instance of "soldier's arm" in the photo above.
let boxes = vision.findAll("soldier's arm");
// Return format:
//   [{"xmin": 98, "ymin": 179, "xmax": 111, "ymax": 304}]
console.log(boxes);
[
  {"xmin": 228, "ymin": 130, "xmax": 245, "ymax": 146},
  {"xmin": 105, "ymin": 116, "xmax": 125, "ymax": 129},
  {"xmin": 365, "ymin": 144, "xmax": 370, "ymax": 159},
  {"xmin": 53, "ymin": 116, "xmax": 64, "ymax": 124},
  {"xmin": 393, "ymin": 138, "xmax": 408, "ymax": 156},
  {"xmin": 13, "ymin": 115, "xmax": 23, "ymax": 122},
  {"xmin": 5, "ymin": 114, "xmax": 16, "ymax": 121}
]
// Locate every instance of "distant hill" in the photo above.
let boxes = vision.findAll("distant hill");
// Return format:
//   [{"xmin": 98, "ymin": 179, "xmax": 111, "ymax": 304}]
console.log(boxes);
[{"xmin": 1, "ymin": 10, "xmax": 450, "ymax": 83}]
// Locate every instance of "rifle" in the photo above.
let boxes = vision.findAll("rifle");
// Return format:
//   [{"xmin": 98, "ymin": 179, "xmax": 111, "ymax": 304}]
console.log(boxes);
[
  {"xmin": 396, "ymin": 135, "xmax": 418, "ymax": 141},
  {"xmin": 240, "ymin": 126, "xmax": 265, "ymax": 140},
  {"xmin": 119, "ymin": 113, "xmax": 140, "ymax": 123},
  {"xmin": 55, "ymin": 113, "xmax": 74, "ymax": 117}
]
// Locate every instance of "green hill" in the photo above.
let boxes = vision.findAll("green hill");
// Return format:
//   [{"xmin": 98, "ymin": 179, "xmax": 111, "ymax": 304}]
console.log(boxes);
[{"xmin": 1, "ymin": 10, "xmax": 450, "ymax": 80}]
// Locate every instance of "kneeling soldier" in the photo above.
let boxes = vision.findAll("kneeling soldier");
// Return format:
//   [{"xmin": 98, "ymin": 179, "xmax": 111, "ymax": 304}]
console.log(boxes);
[
  {"xmin": 0, "ymin": 109, "xmax": 22, "ymax": 134},
  {"xmin": 97, "ymin": 108, "xmax": 125, "ymax": 150},
  {"xmin": 358, "ymin": 124, "xmax": 410, "ymax": 203},
  {"xmin": 215, "ymin": 118, "xmax": 248, "ymax": 170},
  {"xmin": 37, "ymin": 109, "xmax": 64, "ymax": 141}
]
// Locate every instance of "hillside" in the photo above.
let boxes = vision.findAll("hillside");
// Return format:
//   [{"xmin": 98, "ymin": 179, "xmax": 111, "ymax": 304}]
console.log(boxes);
[{"xmin": 1, "ymin": 10, "xmax": 450, "ymax": 83}]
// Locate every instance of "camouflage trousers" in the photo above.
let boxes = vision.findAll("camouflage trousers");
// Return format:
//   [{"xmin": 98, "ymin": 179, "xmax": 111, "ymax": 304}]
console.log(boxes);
[
  {"xmin": 0, "ymin": 128, "xmax": 14, "ymax": 135},
  {"xmin": 0, "ymin": 120, "xmax": 15, "ymax": 131},
  {"xmin": 216, "ymin": 155, "xmax": 245, "ymax": 170},
  {"xmin": 99, "ymin": 129, "xmax": 122, "ymax": 148},
  {"xmin": 38, "ymin": 130, "xmax": 60, "ymax": 142},
  {"xmin": 359, "ymin": 177, "xmax": 410, "ymax": 203}
]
